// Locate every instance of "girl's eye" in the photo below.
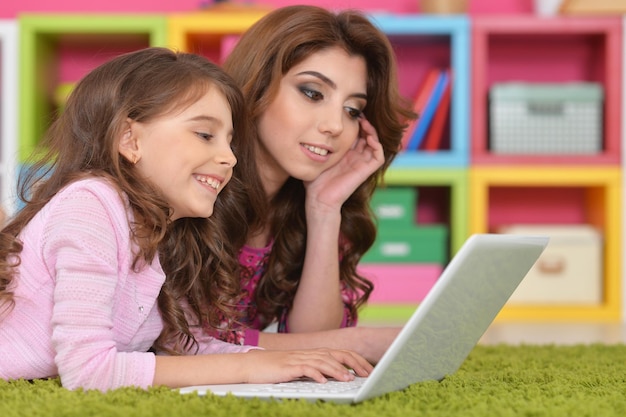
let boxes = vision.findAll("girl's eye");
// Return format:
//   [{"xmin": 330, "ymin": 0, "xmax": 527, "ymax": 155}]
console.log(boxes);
[
  {"xmin": 300, "ymin": 87, "xmax": 323, "ymax": 101},
  {"xmin": 196, "ymin": 132, "xmax": 213, "ymax": 141},
  {"xmin": 346, "ymin": 107, "xmax": 363, "ymax": 120}
]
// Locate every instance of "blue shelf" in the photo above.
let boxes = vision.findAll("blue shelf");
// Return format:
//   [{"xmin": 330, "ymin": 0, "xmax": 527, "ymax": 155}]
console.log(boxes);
[{"xmin": 369, "ymin": 14, "xmax": 470, "ymax": 168}]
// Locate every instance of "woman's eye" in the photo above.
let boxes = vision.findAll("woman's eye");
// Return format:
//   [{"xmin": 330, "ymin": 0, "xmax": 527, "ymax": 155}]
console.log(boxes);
[
  {"xmin": 300, "ymin": 87, "xmax": 323, "ymax": 101},
  {"xmin": 346, "ymin": 107, "xmax": 363, "ymax": 120}
]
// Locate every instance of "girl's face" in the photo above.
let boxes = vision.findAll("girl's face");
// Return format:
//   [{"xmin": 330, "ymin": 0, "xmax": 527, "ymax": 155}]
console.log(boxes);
[
  {"xmin": 122, "ymin": 86, "xmax": 237, "ymax": 220},
  {"xmin": 256, "ymin": 46, "xmax": 367, "ymax": 193}
]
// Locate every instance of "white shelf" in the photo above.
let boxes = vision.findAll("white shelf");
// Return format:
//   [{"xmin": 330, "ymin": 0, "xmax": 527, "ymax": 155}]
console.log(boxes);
[{"xmin": 0, "ymin": 20, "xmax": 18, "ymax": 216}]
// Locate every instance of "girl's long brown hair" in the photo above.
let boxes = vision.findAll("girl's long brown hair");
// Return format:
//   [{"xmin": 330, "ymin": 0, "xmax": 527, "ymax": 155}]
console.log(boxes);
[
  {"xmin": 0, "ymin": 47, "xmax": 254, "ymax": 354},
  {"xmin": 223, "ymin": 6, "xmax": 416, "ymax": 322}
]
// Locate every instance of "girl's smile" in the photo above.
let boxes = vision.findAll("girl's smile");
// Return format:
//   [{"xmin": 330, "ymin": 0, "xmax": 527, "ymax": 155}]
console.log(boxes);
[{"xmin": 123, "ymin": 87, "xmax": 236, "ymax": 220}]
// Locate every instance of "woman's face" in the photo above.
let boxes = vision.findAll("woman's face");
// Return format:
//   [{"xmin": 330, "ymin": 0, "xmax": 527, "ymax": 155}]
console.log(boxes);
[{"xmin": 256, "ymin": 46, "xmax": 367, "ymax": 194}]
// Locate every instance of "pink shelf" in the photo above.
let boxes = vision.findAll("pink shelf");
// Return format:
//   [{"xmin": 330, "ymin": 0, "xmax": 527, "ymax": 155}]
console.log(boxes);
[
  {"xmin": 393, "ymin": 35, "xmax": 452, "ymax": 95},
  {"xmin": 487, "ymin": 186, "xmax": 590, "ymax": 230},
  {"xmin": 57, "ymin": 35, "xmax": 151, "ymax": 83},
  {"xmin": 415, "ymin": 185, "xmax": 450, "ymax": 225},
  {"xmin": 471, "ymin": 16, "xmax": 622, "ymax": 165}
]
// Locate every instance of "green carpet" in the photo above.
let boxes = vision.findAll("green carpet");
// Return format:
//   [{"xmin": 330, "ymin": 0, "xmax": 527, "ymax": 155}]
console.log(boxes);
[{"xmin": 2, "ymin": 344, "xmax": 626, "ymax": 416}]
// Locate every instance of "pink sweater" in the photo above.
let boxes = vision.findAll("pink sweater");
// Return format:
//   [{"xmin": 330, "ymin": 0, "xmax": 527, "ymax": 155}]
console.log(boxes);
[{"xmin": 0, "ymin": 178, "xmax": 254, "ymax": 391}]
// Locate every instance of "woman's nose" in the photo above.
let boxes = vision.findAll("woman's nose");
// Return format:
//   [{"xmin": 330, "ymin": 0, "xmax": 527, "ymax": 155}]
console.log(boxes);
[{"xmin": 318, "ymin": 108, "xmax": 344, "ymax": 136}]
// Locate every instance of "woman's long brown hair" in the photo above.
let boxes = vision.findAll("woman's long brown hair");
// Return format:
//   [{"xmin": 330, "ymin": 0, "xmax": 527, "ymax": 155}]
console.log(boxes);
[
  {"xmin": 0, "ymin": 47, "xmax": 254, "ymax": 354},
  {"xmin": 223, "ymin": 6, "xmax": 416, "ymax": 322}
]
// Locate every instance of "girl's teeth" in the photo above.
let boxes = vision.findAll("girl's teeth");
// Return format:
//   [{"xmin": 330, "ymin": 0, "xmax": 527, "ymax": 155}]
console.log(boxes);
[
  {"xmin": 195, "ymin": 175, "xmax": 219, "ymax": 189},
  {"xmin": 303, "ymin": 144, "xmax": 329, "ymax": 156}
]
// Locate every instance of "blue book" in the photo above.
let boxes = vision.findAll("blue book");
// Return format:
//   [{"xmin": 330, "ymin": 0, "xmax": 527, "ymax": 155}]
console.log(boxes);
[{"xmin": 406, "ymin": 70, "xmax": 450, "ymax": 152}]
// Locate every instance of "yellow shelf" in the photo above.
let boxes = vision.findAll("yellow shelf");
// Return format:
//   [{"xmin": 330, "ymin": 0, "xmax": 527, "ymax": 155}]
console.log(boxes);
[
  {"xmin": 470, "ymin": 166, "xmax": 622, "ymax": 321},
  {"xmin": 167, "ymin": 9, "xmax": 268, "ymax": 54}
]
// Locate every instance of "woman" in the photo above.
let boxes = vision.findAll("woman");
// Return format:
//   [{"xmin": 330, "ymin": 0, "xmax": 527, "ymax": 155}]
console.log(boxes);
[{"xmin": 218, "ymin": 5, "xmax": 416, "ymax": 359}]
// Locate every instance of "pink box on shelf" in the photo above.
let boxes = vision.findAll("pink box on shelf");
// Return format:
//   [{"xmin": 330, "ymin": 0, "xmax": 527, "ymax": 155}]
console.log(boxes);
[{"xmin": 358, "ymin": 263, "xmax": 442, "ymax": 303}]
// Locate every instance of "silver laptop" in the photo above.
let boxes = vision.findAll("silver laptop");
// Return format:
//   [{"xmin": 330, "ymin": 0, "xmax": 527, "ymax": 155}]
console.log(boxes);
[{"xmin": 179, "ymin": 233, "xmax": 548, "ymax": 404}]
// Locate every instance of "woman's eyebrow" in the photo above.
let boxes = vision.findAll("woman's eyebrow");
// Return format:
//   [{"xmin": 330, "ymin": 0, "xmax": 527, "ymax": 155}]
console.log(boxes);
[{"xmin": 296, "ymin": 70, "xmax": 367, "ymax": 100}]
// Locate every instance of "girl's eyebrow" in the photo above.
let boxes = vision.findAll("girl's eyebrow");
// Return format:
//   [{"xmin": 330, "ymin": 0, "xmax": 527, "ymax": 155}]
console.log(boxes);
[
  {"xmin": 296, "ymin": 70, "xmax": 368, "ymax": 100},
  {"xmin": 186, "ymin": 115, "xmax": 228, "ymax": 130},
  {"xmin": 187, "ymin": 115, "xmax": 220, "ymax": 124},
  {"xmin": 187, "ymin": 115, "xmax": 234, "ymax": 134}
]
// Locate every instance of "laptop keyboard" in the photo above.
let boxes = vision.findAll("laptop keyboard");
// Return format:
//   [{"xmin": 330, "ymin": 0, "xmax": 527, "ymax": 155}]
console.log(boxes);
[{"xmin": 252, "ymin": 377, "xmax": 366, "ymax": 394}]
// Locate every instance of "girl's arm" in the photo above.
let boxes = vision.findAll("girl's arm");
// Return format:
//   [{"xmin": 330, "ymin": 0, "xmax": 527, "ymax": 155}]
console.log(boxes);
[
  {"xmin": 288, "ymin": 118, "xmax": 384, "ymax": 332},
  {"xmin": 153, "ymin": 348, "xmax": 372, "ymax": 388},
  {"xmin": 47, "ymin": 181, "xmax": 162, "ymax": 391},
  {"xmin": 48, "ymin": 182, "xmax": 372, "ymax": 390},
  {"xmin": 156, "ymin": 316, "xmax": 372, "ymax": 388}
]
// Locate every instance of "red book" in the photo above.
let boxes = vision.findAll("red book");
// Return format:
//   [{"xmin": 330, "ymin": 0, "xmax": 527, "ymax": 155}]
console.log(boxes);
[
  {"xmin": 422, "ymin": 70, "xmax": 452, "ymax": 152},
  {"xmin": 400, "ymin": 69, "xmax": 440, "ymax": 150}
]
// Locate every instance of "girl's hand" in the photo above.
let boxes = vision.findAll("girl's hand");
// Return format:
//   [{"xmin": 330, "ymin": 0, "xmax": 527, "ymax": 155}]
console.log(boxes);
[
  {"xmin": 242, "ymin": 348, "xmax": 372, "ymax": 384},
  {"xmin": 304, "ymin": 116, "xmax": 384, "ymax": 213}
]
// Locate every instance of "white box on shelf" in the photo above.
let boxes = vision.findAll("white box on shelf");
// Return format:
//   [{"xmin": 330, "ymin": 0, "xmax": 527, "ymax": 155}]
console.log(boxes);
[{"xmin": 499, "ymin": 224, "xmax": 603, "ymax": 304}]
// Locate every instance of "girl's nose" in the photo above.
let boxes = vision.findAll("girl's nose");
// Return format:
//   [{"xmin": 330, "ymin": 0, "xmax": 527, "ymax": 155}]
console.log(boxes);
[{"xmin": 217, "ymin": 143, "xmax": 237, "ymax": 167}]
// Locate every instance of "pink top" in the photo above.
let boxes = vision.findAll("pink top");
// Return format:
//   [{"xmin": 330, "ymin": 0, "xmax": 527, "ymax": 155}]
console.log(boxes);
[
  {"xmin": 211, "ymin": 242, "xmax": 358, "ymax": 346},
  {"xmin": 0, "ymin": 178, "xmax": 254, "ymax": 391}
]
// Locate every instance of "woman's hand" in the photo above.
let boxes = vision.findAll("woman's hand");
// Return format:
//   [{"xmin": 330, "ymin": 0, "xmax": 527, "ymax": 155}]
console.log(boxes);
[
  {"xmin": 242, "ymin": 348, "xmax": 372, "ymax": 384},
  {"xmin": 257, "ymin": 326, "xmax": 402, "ymax": 365},
  {"xmin": 347, "ymin": 326, "xmax": 402, "ymax": 364},
  {"xmin": 304, "ymin": 116, "xmax": 384, "ymax": 213}
]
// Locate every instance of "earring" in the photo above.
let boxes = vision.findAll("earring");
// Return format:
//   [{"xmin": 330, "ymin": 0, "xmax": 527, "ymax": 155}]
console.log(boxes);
[{"xmin": 132, "ymin": 155, "xmax": 138, "ymax": 164}]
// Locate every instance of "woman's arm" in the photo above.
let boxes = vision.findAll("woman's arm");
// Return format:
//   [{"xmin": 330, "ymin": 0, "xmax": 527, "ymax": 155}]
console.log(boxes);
[
  {"xmin": 258, "ymin": 326, "xmax": 401, "ymax": 365},
  {"xmin": 288, "ymin": 118, "xmax": 384, "ymax": 332},
  {"xmin": 288, "ymin": 204, "xmax": 345, "ymax": 331}
]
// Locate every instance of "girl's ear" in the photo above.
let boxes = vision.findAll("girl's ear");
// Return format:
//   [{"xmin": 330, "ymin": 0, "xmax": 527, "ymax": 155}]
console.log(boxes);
[{"xmin": 118, "ymin": 118, "xmax": 141, "ymax": 165}]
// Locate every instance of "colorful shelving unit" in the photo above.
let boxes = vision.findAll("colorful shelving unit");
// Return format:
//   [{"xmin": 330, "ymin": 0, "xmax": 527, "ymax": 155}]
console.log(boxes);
[
  {"xmin": 469, "ymin": 16, "xmax": 623, "ymax": 322},
  {"xmin": 18, "ymin": 14, "xmax": 168, "ymax": 161},
  {"xmin": 4, "ymin": 11, "xmax": 624, "ymax": 323},
  {"xmin": 0, "ymin": 20, "xmax": 18, "ymax": 215}
]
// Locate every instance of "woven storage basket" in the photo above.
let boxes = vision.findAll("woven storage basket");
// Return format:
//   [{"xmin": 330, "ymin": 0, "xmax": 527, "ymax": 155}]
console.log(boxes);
[{"xmin": 489, "ymin": 82, "xmax": 603, "ymax": 155}]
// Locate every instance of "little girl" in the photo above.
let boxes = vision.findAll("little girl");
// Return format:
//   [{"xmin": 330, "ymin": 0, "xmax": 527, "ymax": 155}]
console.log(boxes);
[{"xmin": 0, "ymin": 47, "xmax": 371, "ymax": 391}]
